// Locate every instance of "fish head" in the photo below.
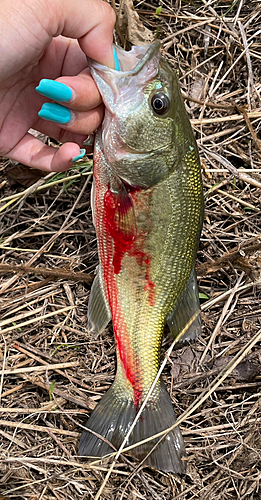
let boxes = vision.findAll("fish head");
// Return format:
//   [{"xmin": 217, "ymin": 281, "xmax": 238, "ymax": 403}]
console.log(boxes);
[{"xmin": 89, "ymin": 42, "xmax": 197, "ymax": 188}]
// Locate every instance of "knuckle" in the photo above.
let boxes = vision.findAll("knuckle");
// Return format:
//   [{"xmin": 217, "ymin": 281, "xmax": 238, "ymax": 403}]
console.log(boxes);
[
  {"xmin": 0, "ymin": 142, "xmax": 10, "ymax": 157},
  {"xmin": 102, "ymin": 2, "xmax": 116, "ymax": 27}
]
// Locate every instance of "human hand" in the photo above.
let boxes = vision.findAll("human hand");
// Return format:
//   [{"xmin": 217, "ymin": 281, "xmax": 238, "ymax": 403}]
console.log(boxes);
[{"xmin": 0, "ymin": 0, "xmax": 115, "ymax": 172}]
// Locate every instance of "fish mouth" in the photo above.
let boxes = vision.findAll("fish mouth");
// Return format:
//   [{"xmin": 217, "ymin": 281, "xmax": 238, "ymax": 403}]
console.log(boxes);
[
  {"xmin": 89, "ymin": 41, "xmax": 161, "ymax": 76},
  {"xmin": 89, "ymin": 42, "xmax": 163, "ymax": 123},
  {"xmin": 112, "ymin": 41, "xmax": 161, "ymax": 76}
]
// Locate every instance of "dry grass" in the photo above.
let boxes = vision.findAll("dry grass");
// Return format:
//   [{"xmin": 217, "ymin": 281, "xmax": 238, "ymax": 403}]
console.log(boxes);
[{"xmin": 1, "ymin": 1, "xmax": 261, "ymax": 498}]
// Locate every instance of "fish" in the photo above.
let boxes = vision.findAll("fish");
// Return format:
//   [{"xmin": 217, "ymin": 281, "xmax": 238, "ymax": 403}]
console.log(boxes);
[{"xmin": 79, "ymin": 41, "xmax": 204, "ymax": 474}]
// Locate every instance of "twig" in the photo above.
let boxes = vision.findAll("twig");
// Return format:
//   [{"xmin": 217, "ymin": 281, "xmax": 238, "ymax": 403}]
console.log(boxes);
[
  {"xmin": 181, "ymin": 92, "xmax": 236, "ymax": 111},
  {"xmin": 0, "ymin": 175, "xmax": 92, "ymax": 293},
  {"xmin": 0, "ymin": 306, "xmax": 43, "ymax": 328},
  {"xmin": 179, "ymin": 50, "xmax": 223, "ymax": 80},
  {"xmin": 201, "ymin": 280, "xmax": 261, "ymax": 310},
  {"xmin": 0, "ymin": 306, "xmax": 74, "ymax": 335},
  {"xmin": 210, "ymin": 41, "xmax": 254, "ymax": 96},
  {"xmin": 214, "ymin": 189, "xmax": 258, "ymax": 211},
  {"xmin": 238, "ymin": 21, "xmax": 254, "ymax": 109},
  {"xmin": 3, "ymin": 456, "xmax": 129, "ymax": 474},
  {"xmin": 0, "ymin": 361, "xmax": 79, "ymax": 376},
  {"xmin": 0, "ymin": 419, "xmax": 79, "ymax": 436},
  {"xmin": 162, "ymin": 19, "xmax": 215, "ymax": 43},
  {"xmin": 1, "ymin": 383, "xmax": 24, "ymax": 398},
  {"xmin": 0, "ymin": 407, "xmax": 87, "ymax": 414},
  {"xmin": 200, "ymin": 273, "xmax": 244, "ymax": 364},
  {"xmin": 191, "ymin": 109, "xmax": 261, "ymax": 125},
  {"xmin": 0, "ymin": 171, "xmax": 55, "ymax": 212},
  {"xmin": 0, "ymin": 263, "xmax": 93, "ymax": 284},
  {"xmin": 197, "ymin": 236, "xmax": 261, "ymax": 275},
  {"xmin": 0, "ymin": 336, "xmax": 7, "ymax": 404},
  {"xmin": 0, "ymin": 168, "xmax": 93, "ymax": 205},
  {"xmin": 0, "ymin": 428, "xmax": 27, "ymax": 449},
  {"xmin": 237, "ymin": 105, "xmax": 261, "ymax": 151},
  {"xmin": 200, "ymin": 145, "xmax": 261, "ymax": 189}
]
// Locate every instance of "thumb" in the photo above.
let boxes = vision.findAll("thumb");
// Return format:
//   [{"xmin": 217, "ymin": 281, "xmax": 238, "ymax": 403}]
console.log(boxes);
[{"xmin": 50, "ymin": 0, "xmax": 116, "ymax": 68}]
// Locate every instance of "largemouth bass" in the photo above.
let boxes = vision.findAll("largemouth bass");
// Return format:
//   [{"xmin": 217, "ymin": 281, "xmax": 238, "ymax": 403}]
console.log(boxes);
[{"xmin": 79, "ymin": 42, "xmax": 204, "ymax": 473}]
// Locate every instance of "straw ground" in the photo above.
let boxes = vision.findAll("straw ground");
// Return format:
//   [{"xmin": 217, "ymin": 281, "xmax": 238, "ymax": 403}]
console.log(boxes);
[{"xmin": 1, "ymin": 1, "xmax": 261, "ymax": 499}]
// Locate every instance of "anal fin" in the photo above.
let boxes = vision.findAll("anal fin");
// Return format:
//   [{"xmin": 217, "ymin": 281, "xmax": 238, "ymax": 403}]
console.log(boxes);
[
  {"xmin": 167, "ymin": 268, "xmax": 201, "ymax": 344},
  {"xmin": 88, "ymin": 266, "xmax": 111, "ymax": 333}
]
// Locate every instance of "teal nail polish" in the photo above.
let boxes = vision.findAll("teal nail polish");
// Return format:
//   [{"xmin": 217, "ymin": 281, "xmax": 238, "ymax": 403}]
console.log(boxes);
[
  {"xmin": 38, "ymin": 103, "xmax": 71, "ymax": 124},
  {"xmin": 71, "ymin": 149, "xmax": 86, "ymax": 162},
  {"xmin": 83, "ymin": 134, "xmax": 94, "ymax": 146},
  {"xmin": 36, "ymin": 79, "xmax": 73, "ymax": 102},
  {"xmin": 113, "ymin": 47, "xmax": 120, "ymax": 71}
]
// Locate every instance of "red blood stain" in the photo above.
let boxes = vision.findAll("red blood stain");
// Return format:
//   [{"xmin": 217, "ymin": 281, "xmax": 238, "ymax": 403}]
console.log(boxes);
[
  {"xmin": 103, "ymin": 186, "xmax": 156, "ymax": 306},
  {"xmin": 94, "ymin": 161, "xmax": 155, "ymax": 404},
  {"xmin": 103, "ymin": 188, "xmax": 136, "ymax": 275}
]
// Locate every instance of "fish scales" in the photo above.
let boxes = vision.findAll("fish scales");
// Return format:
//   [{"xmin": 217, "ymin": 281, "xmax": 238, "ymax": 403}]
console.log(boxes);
[{"xmin": 79, "ymin": 42, "xmax": 204, "ymax": 473}]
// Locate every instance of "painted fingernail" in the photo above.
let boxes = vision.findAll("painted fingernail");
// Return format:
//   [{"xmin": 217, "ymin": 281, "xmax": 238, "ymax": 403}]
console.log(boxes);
[
  {"xmin": 71, "ymin": 149, "xmax": 86, "ymax": 162},
  {"xmin": 83, "ymin": 134, "xmax": 94, "ymax": 146},
  {"xmin": 36, "ymin": 79, "xmax": 73, "ymax": 102},
  {"xmin": 113, "ymin": 47, "xmax": 120, "ymax": 71},
  {"xmin": 38, "ymin": 103, "xmax": 71, "ymax": 124}
]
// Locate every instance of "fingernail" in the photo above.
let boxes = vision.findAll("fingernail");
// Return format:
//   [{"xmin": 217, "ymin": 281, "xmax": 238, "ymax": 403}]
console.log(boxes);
[
  {"xmin": 38, "ymin": 103, "xmax": 71, "ymax": 124},
  {"xmin": 36, "ymin": 79, "xmax": 73, "ymax": 102},
  {"xmin": 71, "ymin": 149, "xmax": 86, "ymax": 162},
  {"xmin": 83, "ymin": 134, "xmax": 94, "ymax": 146},
  {"xmin": 113, "ymin": 47, "xmax": 120, "ymax": 71}
]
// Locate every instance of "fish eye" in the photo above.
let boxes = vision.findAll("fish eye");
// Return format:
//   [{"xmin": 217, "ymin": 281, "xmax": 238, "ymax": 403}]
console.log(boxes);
[{"xmin": 150, "ymin": 92, "xmax": 170, "ymax": 115}]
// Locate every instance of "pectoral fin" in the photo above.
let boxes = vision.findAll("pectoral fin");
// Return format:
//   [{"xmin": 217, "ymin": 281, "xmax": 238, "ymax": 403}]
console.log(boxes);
[
  {"xmin": 167, "ymin": 268, "xmax": 201, "ymax": 343},
  {"xmin": 88, "ymin": 267, "xmax": 111, "ymax": 333}
]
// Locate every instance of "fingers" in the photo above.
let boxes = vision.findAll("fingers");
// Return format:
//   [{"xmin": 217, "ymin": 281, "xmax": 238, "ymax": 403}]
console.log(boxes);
[
  {"xmin": 50, "ymin": 0, "xmax": 116, "ymax": 68},
  {"xmin": 36, "ymin": 70, "xmax": 102, "ymax": 111},
  {"xmin": 30, "ymin": 120, "xmax": 88, "ymax": 148},
  {"xmin": 0, "ymin": 0, "xmax": 116, "ymax": 172},
  {"xmin": 7, "ymin": 133, "xmax": 87, "ymax": 172},
  {"xmin": 36, "ymin": 69, "xmax": 104, "ymax": 135},
  {"xmin": 37, "ymin": 101, "xmax": 104, "ymax": 136}
]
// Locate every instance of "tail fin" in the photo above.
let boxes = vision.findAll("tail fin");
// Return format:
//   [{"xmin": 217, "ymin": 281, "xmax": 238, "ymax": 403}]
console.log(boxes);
[{"xmin": 79, "ymin": 380, "xmax": 187, "ymax": 474}]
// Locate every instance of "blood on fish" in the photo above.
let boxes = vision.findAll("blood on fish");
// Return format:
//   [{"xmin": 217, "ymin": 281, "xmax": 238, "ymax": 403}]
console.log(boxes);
[
  {"xmin": 94, "ymin": 180, "xmax": 142, "ymax": 404},
  {"xmin": 103, "ymin": 187, "xmax": 156, "ymax": 303},
  {"xmin": 145, "ymin": 278, "xmax": 156, "ymax": 307},
  {"xmin": 97, "ymin": 180, "xmax": 156, "ymax": 404},
  {"xmin": 103, "ymin": 188, "xmax": 135, "ymax": 275}
]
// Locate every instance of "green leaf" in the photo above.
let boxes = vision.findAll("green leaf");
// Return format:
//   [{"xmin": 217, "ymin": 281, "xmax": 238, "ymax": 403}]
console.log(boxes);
[
  {"xmin": 49, "ymin": 380, "xmax": 56, "ymax": 400},
  {"xmin": 12, "ymin": 321, "xmax": 22, "ymax": 332},
  {"xmin": 156, "ymin": 6, "xmax": 162, "ymax": 15},
  {"xmin": 205, "ymin": 181, "xmax": 224, "ymax": 197},
  {"xmin": 51, "ymin": 344, "xmax": 66, "ymax": 356},
  {"xmin": 62, "ymin": 178, "xmax": 80, "ymax": 192},
  {"xmin": 46, "ymin": 172, "xmax": 66, "ymax": 184},
  {"xmin": 199, "ymin": 292, "xmax": 209, "ymax": 300},
  {"xmin": 51, "ymin": 343, "xmax": 80, "ymax": 356}
]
